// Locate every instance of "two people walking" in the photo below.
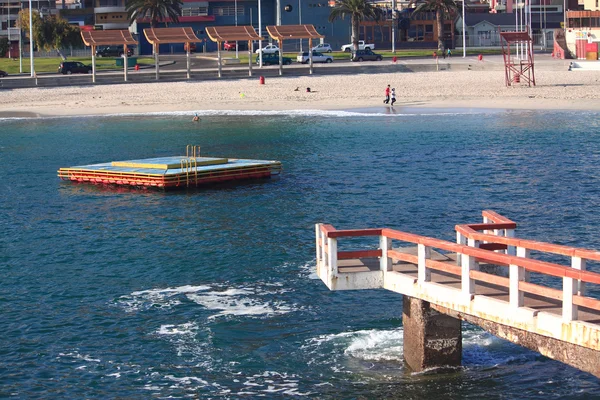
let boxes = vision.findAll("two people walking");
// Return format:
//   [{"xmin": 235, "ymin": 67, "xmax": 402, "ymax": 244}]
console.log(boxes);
[{"xmin": 383, "ymin": 84, "xmax": 396, "ymax": 107}]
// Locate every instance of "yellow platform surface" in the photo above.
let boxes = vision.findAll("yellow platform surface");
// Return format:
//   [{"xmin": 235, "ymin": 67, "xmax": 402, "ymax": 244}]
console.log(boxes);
[{"xmin": 111, "ymin": 156, "xmax": 228, "ymax": 170}]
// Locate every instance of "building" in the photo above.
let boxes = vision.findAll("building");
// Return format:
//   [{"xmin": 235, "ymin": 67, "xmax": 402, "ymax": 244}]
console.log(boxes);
[{"xmin": 1, "ymin": 0, "xmax": 56, "ymax": 57}]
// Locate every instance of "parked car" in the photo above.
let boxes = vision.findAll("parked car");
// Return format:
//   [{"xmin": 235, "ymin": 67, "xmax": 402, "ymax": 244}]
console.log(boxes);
[
  {"xmin": 256, "ymin": 53, "xmax": 292, "ymax": 65},
  {"xmin": 223, "ymin": 41, "xmax": 248, "ymax": 51},
  {"xmin": 255, "ymin": 44, "xmax": 280, "ymax": 55},
  {"xmin": 296, "ymin": 51, "xmax": 333, "ymax": 64},
  {"xmin": 224, "ymin": 41, "xmax": 236, "ymax": 51},
  {"xmin": 341, "ymin": 40, "xmax": 375, "ymax": 52},
  {"xmin": 58, "ymin": 61, "xmax": 92, "ymax": 74},
  {"xmin": 95, "ymin": 46, "xmax": 134, "ymax": 58},
  {"xmin": 311, "ymin": 43, "xmax": 332, "ymax": 53},
  {"xmin": 351, "ymin": 49, "xmax": 383, "ymax": 62},
  {"xmin": 184, "ymin": 42, "xmax": 197, "ymax": 52},
  {"xmin": 0, "ymin": 70, "xmax": 7, "ymax": 77}
]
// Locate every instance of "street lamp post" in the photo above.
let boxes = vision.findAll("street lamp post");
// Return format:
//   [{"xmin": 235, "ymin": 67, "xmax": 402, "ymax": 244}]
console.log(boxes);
[
  {"xmin": 391, "ymin": 0, "xmax": 396, "ymax": 53},
  {"xmin": 299, "ymin": 0, "xmax": 302, "ymax": 52},
  {"xmin": 258, "ymin": 0, "xmax": 262, "ymax": 67},
  {"xmin": 462, "ymin": 0, "xmax": 466, "ymax": 57},
  {"xmin": 18, "ymin": 2, "xmax": 23, "ymax": 73},
  {"xmin": 29, "ymin": 0, "xmax": 34, "ymax": 77},
  {"xmin": 235, "ymin": 0, "xmax": 239, "ymax": 58}
]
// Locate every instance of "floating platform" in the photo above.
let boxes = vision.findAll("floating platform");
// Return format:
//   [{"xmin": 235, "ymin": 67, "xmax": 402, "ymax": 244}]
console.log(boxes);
[{"xmin": 58, "ymin": 147, "xmax": 282, "ymax": 190}]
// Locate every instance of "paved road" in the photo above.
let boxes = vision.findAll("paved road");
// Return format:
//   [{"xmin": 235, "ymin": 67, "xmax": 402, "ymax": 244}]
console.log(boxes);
[{"xmin": 0, "ymin": 52, "xmax": 569, "ymax": 90}]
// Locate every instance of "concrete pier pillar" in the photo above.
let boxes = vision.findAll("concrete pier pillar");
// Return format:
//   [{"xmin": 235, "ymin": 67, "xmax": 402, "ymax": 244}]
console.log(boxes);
[{"xmin": 402, "ymin": 295, "xmax": 462, "ymax": 372}]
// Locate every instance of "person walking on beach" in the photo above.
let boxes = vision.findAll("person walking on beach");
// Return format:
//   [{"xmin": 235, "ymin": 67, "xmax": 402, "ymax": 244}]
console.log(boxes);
[
  {"xmin": 384, "ymin": 84, "xmax": 391, "ymax": 104},
  {"xmin": 390, "ymin": 88, "xmax": 396, "ymax": 107}
]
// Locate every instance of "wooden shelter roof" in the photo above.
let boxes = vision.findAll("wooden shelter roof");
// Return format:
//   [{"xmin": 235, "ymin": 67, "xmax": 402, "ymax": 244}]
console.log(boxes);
[
  {"xmin": 266, "ymin": 24, "xmax": 324, "ymax": 40},
  {"xmin": 499, "ymin": 31, "xmax": 532, "ymax": 43},
  {"xmin": 143, "ymin": 27, "xmax": 200, "ymax": 44},
  {"xmin": 81, "ymin": 30, "xmax": 137, "ymax": 46},
  {"xmin": 206, "ymin": 26, "xmax": 263, "ymax": 42}
]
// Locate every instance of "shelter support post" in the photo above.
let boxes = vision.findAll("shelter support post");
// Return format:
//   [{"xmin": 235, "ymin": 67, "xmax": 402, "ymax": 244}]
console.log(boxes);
[
  {"xmin": 205, "ymin": 26, "xmax": 262, "ymax": 78},
  {"xmin": 91, "ymin": 45, "xmax": 96, "ymax": 83},
  {"xmin": 155, "ymin": 44, "xmax": 159, "ymax": 80},
  {"xmin": 402, "ymin": 296, "xmax": 462, "ymax": 372},
  {"xmin": 217, "ymin": 44, "xmax": 222, "ymax": 78},
  {"xmin": 80, "ymin": 29, "xmax": 138, "ymax": 84},
  {"xmin": 266, "ymin": 24, "xmax": 323, "ymax": 77},
  {"xmin": 124, "ymin": 45, "xmax": 128, "ymax": 82},
  {"xmin": 309, "ymin": 38, "xmax": 313, "ymax": 75},
  {"xmin": 248, "ymin": 40, "xmax": 252, "ymax": 76},
  {"xmin": 186, "ymin": 44, "xmax": 191, "ymax": 79},
  {"xmin": 278, "ymin": 39, "xmax": 282, "ymax": 76}
]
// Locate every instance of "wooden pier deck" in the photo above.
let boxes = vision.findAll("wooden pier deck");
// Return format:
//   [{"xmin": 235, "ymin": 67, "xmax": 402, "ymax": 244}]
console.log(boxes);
[{"xmin": 315, "ymin": 211, "xmax": 600, "ymax": 377}]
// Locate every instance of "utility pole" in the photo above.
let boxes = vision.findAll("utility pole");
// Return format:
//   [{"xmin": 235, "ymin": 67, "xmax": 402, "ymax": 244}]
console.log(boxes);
[
  {"xmin": 258, "ymin": 0, "xmax": 263, "ymax": 67},
  {"xmin": 299, "ymin": 0, "xmax": 302, "ymax": 52},
  {"xmin": 29, "ymin": 0, "xmax": 34, "ymax": 77},
  {"xmin": 276, "ymin": 0, "xmax": 281, "ymax": 25},
  {"xmin": 462, "ymin": 0, "xmax": 466, "ymax": 57},
  {"xmin": 391, "ymin": 0, "xmax": 396, "ymax": 53}
]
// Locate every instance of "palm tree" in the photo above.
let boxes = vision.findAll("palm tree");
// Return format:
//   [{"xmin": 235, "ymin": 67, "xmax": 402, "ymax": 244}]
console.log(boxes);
[
  {"xmin": 328, "ymin": 0, "xmax": 383, "ymax": 52},
  {"xmin": 411, "ymin": 0, "xmax": 458, "ymax": 52},
  {"xmin": 126, "ymin": 0, "xmax": 182, "ymax": 28}
]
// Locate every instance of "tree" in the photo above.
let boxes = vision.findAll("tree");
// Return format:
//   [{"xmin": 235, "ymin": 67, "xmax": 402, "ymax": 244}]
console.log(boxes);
[
  {"xmin": 126, "ymin": 0, "xmax": 183, "ymax": 28},
  {"xmin": 328, "ymin": 0, "xmax": 383, "ymax": 52},
  {"xmin": 411, "ymin": 0, "xmax": 459, "ymax": 52},
  {"xmin": 18, "ymin": 10, "xmax": 81, "ymax": 59},
  {"xmin": 0, "ymin": 37, "xmax": 9, "ymax": 58}
]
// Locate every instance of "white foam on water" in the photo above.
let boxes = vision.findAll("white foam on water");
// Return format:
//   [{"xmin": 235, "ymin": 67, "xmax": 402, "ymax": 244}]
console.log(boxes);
[
  {"xmin": 186, "ymin": 288, "xmax": 292, "ymax": 319},
  {"xmin": 131, "ymin": 285, "xmax": 211, "ymax": 296},
  {"xmin": 157, "ymin": 322, "xmax": 199, "ymax": 336},
  {"xmin": 462, "ymin": 329, "xmax": 536, "ymax": 368},
  {"xmin": 301, "ymin": 328, "xmax": 405, "ymax": 376},
  {"xmin": 237, "ymin": 371, "xmax": 311, "ymax": 397},
  {"xmin": 57, "ymin": 351, "xmax": 101, "ymax": 363},
  {"xmin": 297, "ymin": 259, "xmax": 319, "ymax": 280},
  {"xmin": 1, "ymin": 107, "xmax": 492, "ymax": 122},
  {"xmin": 116, "ymin": 285, "xmax": 211, "ymax": 312},
  {"xmin": 117, "ymin": 283, "xmax": 296, "ymax": 318},
  {"xmin": 343, "ymin": 329, "xmax": 404, "ymax": 362},
  {"xmin": 164, "ymin": 374, "xmax": 209, "ymax": 387}
]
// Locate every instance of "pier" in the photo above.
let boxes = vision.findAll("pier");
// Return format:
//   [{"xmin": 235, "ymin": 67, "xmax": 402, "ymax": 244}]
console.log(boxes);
[{"xmin": 315, "ymin": 211, "xmax": 600, "ymax": 377}]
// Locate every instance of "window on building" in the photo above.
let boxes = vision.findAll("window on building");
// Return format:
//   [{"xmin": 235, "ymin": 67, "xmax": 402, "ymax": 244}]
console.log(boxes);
[
  {"xmin": 182, "ymin": 6, "xmax": 208, "ymax": 17},
  {"xmin": 1, "ymin": 21, "xmax": 7, "ymax": 30},
  {"xmin": 98, "ymin": 0, "xmax": 119, "ymax": 6},
  {"xmin": 213, "ymin": 6, "xmax": 244, "ymax": 16}
]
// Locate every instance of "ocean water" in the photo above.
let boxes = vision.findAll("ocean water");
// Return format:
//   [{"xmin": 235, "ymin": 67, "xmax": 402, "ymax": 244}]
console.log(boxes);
[{"xmin": 1, "ymin": 108, "xmax": 599, "ymax": 398}]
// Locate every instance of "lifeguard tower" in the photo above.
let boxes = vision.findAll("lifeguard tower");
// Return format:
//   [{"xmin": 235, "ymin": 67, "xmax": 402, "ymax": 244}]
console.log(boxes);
[{"xmin": 500, "ymin": 30, "xmax": 536, "ymax": 87}]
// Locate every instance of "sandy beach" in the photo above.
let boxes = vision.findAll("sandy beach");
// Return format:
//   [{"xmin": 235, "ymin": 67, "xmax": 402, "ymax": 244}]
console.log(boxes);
[{"xmin": 2, "ymin": 64, "xmax": 600, "ymax": 117}]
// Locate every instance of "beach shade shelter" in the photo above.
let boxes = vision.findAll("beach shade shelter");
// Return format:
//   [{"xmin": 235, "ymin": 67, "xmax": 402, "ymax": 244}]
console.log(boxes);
[
  {"xmin": 266, "ymin": 25, "xmax": 324, "ymax": 76},
  {"xmin": 81, "ymin": 30, "xmax": 138, "ymax": 83},
  {"xmin": 143, "ymin": 27, "xmax": 201, "ymax": 80},
  {"xmin": 206, "ymin": 26, "xmax": 263, "ymax": 78},
  {"xmin": 500, "ymin": 31, "xmax": 536, "ymax": 87}
]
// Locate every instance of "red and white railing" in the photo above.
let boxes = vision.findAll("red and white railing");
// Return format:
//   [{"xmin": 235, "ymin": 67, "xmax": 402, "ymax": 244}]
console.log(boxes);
[{"xmin": 315, "ymin": 211, "xmax": 600, "ymax": 324}]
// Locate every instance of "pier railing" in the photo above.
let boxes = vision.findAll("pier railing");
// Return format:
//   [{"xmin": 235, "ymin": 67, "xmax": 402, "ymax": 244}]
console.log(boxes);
[
  {"xmin": 315, "ymin": 212, "xmax": 600, "ymax": 324},
  {"xmin": 456, "ymin": 210, "xmax": 600, "ymax": 321}
]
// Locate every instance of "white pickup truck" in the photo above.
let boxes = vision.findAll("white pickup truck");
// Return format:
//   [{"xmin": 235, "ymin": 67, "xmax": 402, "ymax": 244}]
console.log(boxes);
[{"xmin": 341, "ymin": 40, "xmax": 375, "ymax": 52}]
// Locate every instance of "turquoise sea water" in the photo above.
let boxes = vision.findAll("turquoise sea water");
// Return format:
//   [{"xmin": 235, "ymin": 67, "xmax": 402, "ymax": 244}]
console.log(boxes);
[{"xmin": 1, "ymin": 108, "xmax": 600, "ymax": 398}]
